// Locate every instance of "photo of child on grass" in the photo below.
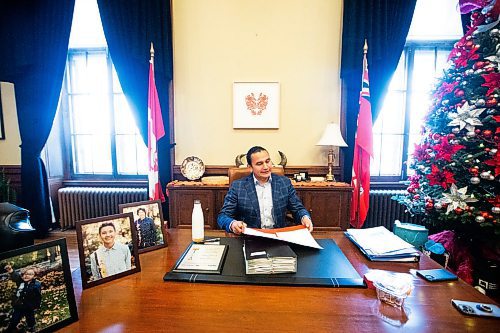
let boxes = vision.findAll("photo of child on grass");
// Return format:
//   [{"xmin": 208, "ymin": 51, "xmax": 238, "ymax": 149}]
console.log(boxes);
[{"xmin": 0, "ymin": 241, "xmax": 77, "ymax": 333}]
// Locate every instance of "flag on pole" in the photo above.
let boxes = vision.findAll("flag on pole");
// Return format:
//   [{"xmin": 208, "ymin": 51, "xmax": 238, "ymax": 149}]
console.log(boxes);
[
  {"xmin": 148, "ymin": 43, "xmax": 166, "ymax": 202},
  {"xmin": 350, "ymin": 41, "xmax": 373, "ymax": 228}
]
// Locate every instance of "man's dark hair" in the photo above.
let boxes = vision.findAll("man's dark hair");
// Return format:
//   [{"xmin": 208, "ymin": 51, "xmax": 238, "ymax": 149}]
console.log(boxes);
[
  {"xmin": 137, "ymin": 207, "xmax": 147, "ymax": 215},
  {"xmin": 246, "ymin": 146, "xmax": 268, "ymax": 166},
  {"xmin": 98, "ymin": 222, "xmax": 116, "ymax": 234}
]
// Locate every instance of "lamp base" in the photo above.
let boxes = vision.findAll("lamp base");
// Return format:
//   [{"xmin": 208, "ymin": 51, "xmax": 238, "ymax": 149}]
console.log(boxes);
[{"xmin": 325, "ymin": 173, "xmax": 335, "ymax": 182}]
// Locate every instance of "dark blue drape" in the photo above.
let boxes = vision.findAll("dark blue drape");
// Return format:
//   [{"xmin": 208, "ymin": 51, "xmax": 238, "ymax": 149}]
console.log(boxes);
[
  {"xmin": 0, "ymin": 1, "xmax": 75, "ymax": 237},
  {"xmin": 340, "ymin": 0, "xmax": 416, "ymax": 182},
  {"xmin": 97, "ymin": 0, "xmax": 174, "ymax": 196}
]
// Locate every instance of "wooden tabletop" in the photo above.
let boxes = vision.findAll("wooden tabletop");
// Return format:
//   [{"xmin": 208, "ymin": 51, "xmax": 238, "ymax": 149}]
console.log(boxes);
[{"xmin": 59, "ymin": 229, "xmax": 498, "ymax": 333}]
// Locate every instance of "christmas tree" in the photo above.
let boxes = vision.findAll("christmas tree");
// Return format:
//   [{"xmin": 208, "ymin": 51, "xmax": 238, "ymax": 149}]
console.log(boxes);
[{"xmin": 395, "ymin": 4, "xmax": 499, "ymax": 246}]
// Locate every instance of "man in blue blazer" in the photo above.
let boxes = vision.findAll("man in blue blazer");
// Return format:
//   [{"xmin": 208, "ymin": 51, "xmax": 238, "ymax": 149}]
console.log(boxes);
[{"xmin": 218, "ymin": 146, "xmax": 313, "ymax": 234}]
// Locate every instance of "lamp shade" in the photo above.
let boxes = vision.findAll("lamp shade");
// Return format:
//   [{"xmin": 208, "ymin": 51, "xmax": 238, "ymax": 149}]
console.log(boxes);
[{"xmin": 316, "ymin": 123, "xmax": 348, "ymax": 147}]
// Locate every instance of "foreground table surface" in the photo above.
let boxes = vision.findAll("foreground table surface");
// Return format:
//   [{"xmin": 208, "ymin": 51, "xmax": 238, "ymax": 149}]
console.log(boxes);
[{"xmin": 59, "ymin": 229, "xmax": 498, "ymax": 333}]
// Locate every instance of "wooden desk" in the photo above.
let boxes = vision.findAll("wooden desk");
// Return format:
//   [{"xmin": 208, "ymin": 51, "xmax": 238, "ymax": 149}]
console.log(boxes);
[{"xmin": 60, "ymin": 229, "xmax": 497, "ymax": 332}]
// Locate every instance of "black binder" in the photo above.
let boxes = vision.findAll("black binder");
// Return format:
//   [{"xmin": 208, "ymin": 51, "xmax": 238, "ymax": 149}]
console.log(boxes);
[{"xmin": 244, "ymin": 238, "xmax": 297, "ymax": 274}]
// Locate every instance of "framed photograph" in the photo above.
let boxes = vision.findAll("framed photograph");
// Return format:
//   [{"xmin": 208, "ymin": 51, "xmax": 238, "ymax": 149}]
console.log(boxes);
[
  {"xmin": 76, "ymin": 213, "xmax": 141, "ymax": 289},
  {"xmin": 233, "ymin": 82, "xmax": 280, "ymax": 129},
  {"xmin": 119, "ymin": 199, "xmax": 167, "ymax": 253},
  {"xmin": 0, "ymin": 239, "xmax": 78, "ymax": 332}
]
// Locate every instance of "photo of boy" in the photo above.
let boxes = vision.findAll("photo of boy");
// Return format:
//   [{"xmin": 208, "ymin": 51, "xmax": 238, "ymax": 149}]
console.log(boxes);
[{"xmin": 4, "ymin": 264, "xmax": 42, "ymax": 333}]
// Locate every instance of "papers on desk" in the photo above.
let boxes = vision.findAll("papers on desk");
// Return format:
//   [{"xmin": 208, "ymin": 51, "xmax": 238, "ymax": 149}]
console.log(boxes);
[
  {"xmin": 345, "ymin": 226, "xmax": 420, "ymax": 262},
  {"xmin": 173, "ymin": 243, "xmax": 228, "ymax": 274},
  {"xmin": 243, "ymin": 238, "xmax": 297, "ymax": 274},
  {"xmin": 243, "ymin": 225, "xmax": 323, "ymax": 249}
]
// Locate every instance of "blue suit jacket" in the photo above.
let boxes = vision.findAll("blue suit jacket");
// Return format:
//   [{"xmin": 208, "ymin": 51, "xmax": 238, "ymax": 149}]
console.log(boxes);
[{"xmin": 217, "ymin": 173, "xmax": 310, "ymax": 232}]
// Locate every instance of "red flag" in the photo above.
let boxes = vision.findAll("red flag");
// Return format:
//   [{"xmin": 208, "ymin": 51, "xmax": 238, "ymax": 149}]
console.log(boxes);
[
  {"xmin": 148, "ymin": 50, "xmax": 166, "ymax": 202},
  {"xmin": 350, "ymin": 49, "xmax": 373, "ymax": 228}
]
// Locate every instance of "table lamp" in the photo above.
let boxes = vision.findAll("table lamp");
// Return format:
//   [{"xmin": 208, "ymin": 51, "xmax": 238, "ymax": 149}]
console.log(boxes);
[{"xmin": 316, "ymin": 123, "xmax": 347, "ymax": 181}]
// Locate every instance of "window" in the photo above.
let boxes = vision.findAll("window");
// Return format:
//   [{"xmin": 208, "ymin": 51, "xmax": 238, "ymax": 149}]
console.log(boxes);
[
  {"xmin": 61, "ymin": 0, "xmax": 147, "ymax": 177},
  {"xmin": 371, "ymin": 0, "xmax": 462, "ymax": 181}
]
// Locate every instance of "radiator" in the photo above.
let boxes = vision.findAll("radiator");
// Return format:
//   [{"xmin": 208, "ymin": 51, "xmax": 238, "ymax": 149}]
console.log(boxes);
[
  {"xmin": 363, "ymin": 190, "xmax": 424, "ymax": 230},
  {"xmin": 58, "ymin": 187, "xmax": 148, "ymax": 229}
]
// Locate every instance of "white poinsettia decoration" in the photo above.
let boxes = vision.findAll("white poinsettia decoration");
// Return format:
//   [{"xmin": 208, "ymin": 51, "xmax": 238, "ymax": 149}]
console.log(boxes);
[
  {"xmin": 441, "ymin": 184, "xmax": 478, "ymax": 214},
  {"xmin": 447, "ymin": 101, "xmax": 485, "ymax": 131}
]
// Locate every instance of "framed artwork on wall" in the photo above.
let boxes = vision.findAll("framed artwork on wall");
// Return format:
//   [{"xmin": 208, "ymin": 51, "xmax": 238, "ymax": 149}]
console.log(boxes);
[
  {"xmin": 119, "ymin": 199, "xmax": 167, "ymax": 253},
  {"xmin": 0, "ymin": 239, "xmax": 78, "ymax": 332},
  {"xmin": 76, "ymin": 213, "xmax": 141, "ymax": 289},
  {"xmin": 233, "ymin": 82, "xmax": 280, "ymax": 129}
]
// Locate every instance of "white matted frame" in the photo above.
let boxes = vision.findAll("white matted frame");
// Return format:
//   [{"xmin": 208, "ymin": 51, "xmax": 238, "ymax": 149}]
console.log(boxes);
[{"xmin": 233, "ymin": 82, "xmax": 280, "ymax": 129}]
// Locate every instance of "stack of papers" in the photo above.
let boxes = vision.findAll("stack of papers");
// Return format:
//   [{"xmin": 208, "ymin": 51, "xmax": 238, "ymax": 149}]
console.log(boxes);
[
  {"xmin": 243, "ymin": 238, "xmax": 297, "ymax": 274},
  {"xmin": 345, "ymin": 226, "xmax": 420, "ymax": 262}
]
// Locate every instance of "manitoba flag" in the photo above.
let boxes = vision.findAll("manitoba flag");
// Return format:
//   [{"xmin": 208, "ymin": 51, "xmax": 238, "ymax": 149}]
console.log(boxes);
[
  {"xmin": 148, "ymin": 51, "xmax": 166, "ymax": 202},
  {"xmin": 350, "ymin": 48, "xmax": 373, "ymax": 228}
]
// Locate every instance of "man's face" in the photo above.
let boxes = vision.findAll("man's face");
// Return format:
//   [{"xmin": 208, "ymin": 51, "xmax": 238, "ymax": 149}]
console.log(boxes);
[
  {"xmin": 249, "ymin": 150, "xmax": 272, "ymax": 183},
  {"xmin": 138, "ymin": 210, "xmax": 146, "ymax": 219},
  {"xmin": 99, "ymin": 226, "xmax": 116, "ymax": 247},
  {"xmin": 22, "ymin": 269, "xmax": 35, "ymax": 282}
]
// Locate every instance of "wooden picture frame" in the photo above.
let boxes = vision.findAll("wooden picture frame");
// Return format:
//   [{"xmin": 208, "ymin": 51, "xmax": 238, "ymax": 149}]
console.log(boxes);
[
  {"xmin": 0, "ymin": 239, "xmax": 78, "ymax": 332},
  {"xmin": 76, "ymin": 213, "xmax": 141, "ymax": 289},
  {"xmin": 119, "ymin": 199, "xmax": 167, "ymax": 253},
  {"xmin": 233, "ymin": 82, "xmax": 280, "ymax": 129}
]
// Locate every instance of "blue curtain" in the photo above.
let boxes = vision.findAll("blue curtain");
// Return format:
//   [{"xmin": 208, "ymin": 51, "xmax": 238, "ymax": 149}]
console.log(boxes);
[
  {"xmin": 340, "ymin": 0, "xmax": 416, "ymax": 182},
  {"xmin": 0, "ymin": 1, "xmax": 75, "ymax": 237},
  {"xmin": 97, "ymin": 0, "xmax": 174, "ymax": 195}
]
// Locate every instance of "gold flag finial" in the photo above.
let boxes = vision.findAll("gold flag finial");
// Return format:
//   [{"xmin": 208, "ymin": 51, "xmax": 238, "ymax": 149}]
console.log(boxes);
[{"xmin": 363, "ymin": 39, "xmax": 368, "ymax": 54}]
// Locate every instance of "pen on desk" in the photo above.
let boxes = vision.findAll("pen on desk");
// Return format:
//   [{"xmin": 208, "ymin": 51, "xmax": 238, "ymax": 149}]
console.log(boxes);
[{"xmin": 204, "ymin": 238, "xmax": 220, "ymax": 243}]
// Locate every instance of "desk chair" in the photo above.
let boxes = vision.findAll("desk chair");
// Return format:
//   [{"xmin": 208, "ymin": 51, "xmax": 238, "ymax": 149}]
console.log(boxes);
[
  {"xmin": 228, "ymin": 166, "xmax": 285, "ymax": 185},
  {"xmin": 227, "ymin": 166, "xmax": 293, "ymax": 224}
]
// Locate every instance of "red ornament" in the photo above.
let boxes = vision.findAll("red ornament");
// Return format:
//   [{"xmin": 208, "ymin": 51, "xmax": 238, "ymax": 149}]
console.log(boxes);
[
  {"xmin": 469, "ymin": 167, "xmax": 479, "ymax": 175},
  {"xmin": 448, "ymin": 133, "xmax": 455, "ymax": 139},
  {"xmin": 475, "ymin": 129, "xmax": 481, "ymax": 134},
  {"xmin": 465, "ymin": 40, "xmax": 474, "ymax": 48},
  {"xmin": 455, "ymin": 207, "xmax": 464, "ymax": 215},
  {"xmin": 483, "ymin": 130, "xmax": 493, "ymax": 137},
  {"xmin": 426, "ymin": 202, "xmax": 434, "ymax": 210},
  {"xmin": 454, "ymin": 89, "xmax": 465, "ymax": 98},
  {"xmin": 486, "ymin": 98, "xmax": 497, "ymax": 107},
  {"xmin": 473, "ymin": 61, "xmax": 485, "ymax": 69},
  {"xmin": 486, "ymin": 67, "xmax": 495, "ymax": 73},
  {"xmin": 414, "ymin": 194, "xmax": 420, "ymax": 200},
  {"xmin": 482, "ymin": 211, "xmax": 489, "ymax": 218}
]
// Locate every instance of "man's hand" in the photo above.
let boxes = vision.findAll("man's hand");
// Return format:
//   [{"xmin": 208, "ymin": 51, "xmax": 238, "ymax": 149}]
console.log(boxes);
[
  {"xmin": 301, "ymin": 216, "xmax": 313, "ymax": 232},
  {"xmin": 230, "ymin": 220, "xmax": 247, "ymax": 235}
]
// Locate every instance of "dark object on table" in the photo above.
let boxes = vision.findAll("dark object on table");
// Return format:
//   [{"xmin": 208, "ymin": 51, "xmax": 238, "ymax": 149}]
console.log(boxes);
[{"xmin": 0, "ymin": 202, "xmax": 35, "ymax": 253}]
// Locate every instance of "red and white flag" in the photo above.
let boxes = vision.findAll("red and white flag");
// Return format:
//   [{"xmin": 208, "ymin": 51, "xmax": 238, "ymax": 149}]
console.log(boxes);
[
  {"xmin": 350, "ymin": 48, "xmax": 373, "ymax": 228},
  {"xmin": 148, "ymin": 50, "xmax": 165, "ymax": 202}
]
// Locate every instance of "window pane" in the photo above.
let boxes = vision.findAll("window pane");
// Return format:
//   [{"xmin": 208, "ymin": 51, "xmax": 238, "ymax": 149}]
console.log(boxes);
[
  {"xmin": 68, "ymin": 52, "xmax": 109, "ymax": 94},
  {"xmin": 376, "ymin": 92, "xmax": 405, "ymax": 134},
  {"xmin": 407, "ymin": 0, "xmax": 462, "ymax": 40},
  {"xmin": 371, "ymin": 133, "xmax": 382, "ymax": 176},
  {"xmin": 72, "ymin": 134, "xmax": 112, "ymax": 174},
  {"xmin": 70, "ymin": 95, "xmax": 111, "ymax": 134},
  {"xmin": 379, "ymin": 135, "xmax": 404, "ymax": 176},
  {"xmin": 116, "ymin": 134, "xmax": 147, "ymax": 175},
  {"xmin": 114, "ymin": 96, "xmax": 137, "ymax": 134}
]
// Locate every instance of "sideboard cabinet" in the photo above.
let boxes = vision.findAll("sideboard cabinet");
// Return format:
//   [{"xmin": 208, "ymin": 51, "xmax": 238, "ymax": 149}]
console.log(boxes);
[{"xmin": 166, "ymin": 181, "xmax": 352, "ymax": 231}]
